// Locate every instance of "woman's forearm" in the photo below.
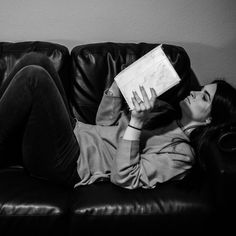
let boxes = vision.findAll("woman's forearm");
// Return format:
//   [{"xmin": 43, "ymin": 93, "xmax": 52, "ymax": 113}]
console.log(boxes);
[
  {"xmin": 123, "ymin": 118, "xmax": 143, "ymax": 140},
  {"xmin": 123, "ymin": 125, "xmax": 142, "ymax": 140}
]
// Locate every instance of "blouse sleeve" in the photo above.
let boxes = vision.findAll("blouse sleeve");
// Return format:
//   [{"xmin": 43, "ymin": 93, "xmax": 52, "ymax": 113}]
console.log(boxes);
[
  {"xmin": 95, "ymin": 89, "xmax": 124, "ymax": 126},
  {"xmin": 110, "ymin": 139, "xmax": 194, "ymax": 189}
]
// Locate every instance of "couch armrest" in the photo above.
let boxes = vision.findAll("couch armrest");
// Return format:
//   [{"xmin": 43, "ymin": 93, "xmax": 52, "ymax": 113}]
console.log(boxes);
[
  {"xmin": 204, "ymin": 137, "xmax": 236, "ymax": 216},
  {"xmin": 203, "ymin": 138, "xmax": 236, "ymax": 236},
  {"xmin": 207, "ymin": 139, "xmax": 236, "ymax": 177}
]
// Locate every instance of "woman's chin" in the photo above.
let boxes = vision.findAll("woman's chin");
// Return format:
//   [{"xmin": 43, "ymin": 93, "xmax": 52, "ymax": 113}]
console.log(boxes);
[{"xmin": 179, "ymin": 100, "xmax": 190, "ymax": 115}]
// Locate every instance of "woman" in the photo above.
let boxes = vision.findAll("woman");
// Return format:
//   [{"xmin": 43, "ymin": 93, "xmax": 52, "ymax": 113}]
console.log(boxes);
[{"xmin": 0, "ymin": 53, "xmax": 235, "ymax": 189}]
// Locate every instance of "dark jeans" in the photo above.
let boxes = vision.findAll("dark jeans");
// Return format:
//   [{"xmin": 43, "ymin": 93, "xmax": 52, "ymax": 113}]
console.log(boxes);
[{"xmin": 0, "ymin": 52, "xmax": 80, "ymax": 187}]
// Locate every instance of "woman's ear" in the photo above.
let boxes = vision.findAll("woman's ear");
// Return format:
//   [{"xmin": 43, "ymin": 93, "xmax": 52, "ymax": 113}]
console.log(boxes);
[{"xmin": 205, "ymin": 117, "xmax": 212, "ymax": 124}]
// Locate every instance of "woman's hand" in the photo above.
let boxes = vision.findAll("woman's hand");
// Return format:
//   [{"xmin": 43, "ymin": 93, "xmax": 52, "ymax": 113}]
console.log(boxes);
[{"xmin": 130, "ymin": 86, "xmax": 157, "ymax": 128}]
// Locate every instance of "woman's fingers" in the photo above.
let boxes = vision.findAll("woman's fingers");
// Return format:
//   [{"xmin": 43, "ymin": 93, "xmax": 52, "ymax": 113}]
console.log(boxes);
[
  {"xmin": 139, "ymin": 85, "xmax": 150, "ymax": 106},
  {"xmin": 131, "ymin": 93, "xmax": 139, "ymax": 108},
  {"xmin": 132, "ymin": 91, "xmax": 142, "ymax": 110},
  {"xmin": 132, "ymin": 86, "xmax": 157, "ymax": 111},
  {"xmin": 150, "ymin": 87, "xmax": 157, "ymax": 97},
  {"xmin": 131, "ymin": 87, "xmax": 157, "ymax": 123},
  {"xmin": 132, "ymin": 90, "xmax": 147, "ymax": 111},
  {"xmin": 150, "ymin": 88, "xmax": 157, "ymax": 105},
  {"xmin": 132, "ymin": 90, "xmax": 142, "ymax": 104}
]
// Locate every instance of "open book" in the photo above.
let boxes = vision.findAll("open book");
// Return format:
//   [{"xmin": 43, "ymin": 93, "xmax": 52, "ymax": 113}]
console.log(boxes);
[{"xmin": 114, "ymin": 45, "xmax": 181, "ymax": 110}]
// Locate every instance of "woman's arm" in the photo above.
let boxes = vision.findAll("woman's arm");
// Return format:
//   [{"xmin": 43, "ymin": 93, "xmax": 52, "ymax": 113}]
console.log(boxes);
[
  {"xmin": 95, "ymin": 81, "xmax": 123, "ymax": 126},
  {"xmin": 111, "ymin": 140, "xmax": 193, "ymax": 189},
  {"xmin": 111, "ymin": 86, "xmax": 194, "ymax": 189}
]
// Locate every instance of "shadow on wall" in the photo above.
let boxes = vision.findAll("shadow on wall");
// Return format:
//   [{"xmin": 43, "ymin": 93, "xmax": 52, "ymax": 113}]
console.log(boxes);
[{"xmin": 177, "ymin": 39, "xmax": 236, "ymax": 87}]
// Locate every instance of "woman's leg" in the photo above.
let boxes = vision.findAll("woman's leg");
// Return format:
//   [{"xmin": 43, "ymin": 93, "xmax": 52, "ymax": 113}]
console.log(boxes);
[
  {"xmin": 0, "ymin": 65, "xmax": 80, "ymax": 187},
  {"xmin": 0, "ymin": 52, "xmax": 75, "ymax": 127}
]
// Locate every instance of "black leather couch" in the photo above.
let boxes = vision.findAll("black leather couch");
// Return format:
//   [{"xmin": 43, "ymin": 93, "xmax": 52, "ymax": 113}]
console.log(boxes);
[{"xmin": 0, "ymin": 41, "xmax": 235, "ymax": 235}]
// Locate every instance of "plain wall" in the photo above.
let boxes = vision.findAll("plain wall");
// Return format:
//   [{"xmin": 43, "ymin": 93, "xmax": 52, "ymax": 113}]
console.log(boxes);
[{"xmin": 0, "ymin": 0, "xmax": 236, "ymax": 86}]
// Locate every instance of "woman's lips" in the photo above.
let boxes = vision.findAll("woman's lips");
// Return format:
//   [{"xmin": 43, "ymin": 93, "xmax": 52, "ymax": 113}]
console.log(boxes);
[{"xmin": 186, "ymin": 96, "xmax": 190, "ymax": 104}]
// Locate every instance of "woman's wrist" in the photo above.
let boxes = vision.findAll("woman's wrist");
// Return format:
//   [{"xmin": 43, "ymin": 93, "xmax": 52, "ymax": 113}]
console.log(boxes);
[
  {"xmin": 128, "ymin": 124, "xmax": 142, "ymax": 131},
  {"xmin": 129, "ymin": 118, "xmax": 144, "ymax": 130},
  {"xmin": 123, "ymin": 122, "xmax": 142, "ymax": 140}
]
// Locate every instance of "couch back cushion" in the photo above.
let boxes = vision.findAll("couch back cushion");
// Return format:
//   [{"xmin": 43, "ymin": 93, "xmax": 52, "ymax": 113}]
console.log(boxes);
[
  {"xmin": 0, "ymin": 41, "xmax": 70, "ymax": 95},
  {"xmin": 70, "ymin": 42, "xmax": 196, "ymax": 124}
]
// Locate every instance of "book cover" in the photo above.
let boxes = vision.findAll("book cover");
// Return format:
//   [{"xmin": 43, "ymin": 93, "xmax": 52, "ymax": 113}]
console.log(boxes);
[{"xmin": 114, "ymin": 45, "xmax": 181, "ymax": 110}]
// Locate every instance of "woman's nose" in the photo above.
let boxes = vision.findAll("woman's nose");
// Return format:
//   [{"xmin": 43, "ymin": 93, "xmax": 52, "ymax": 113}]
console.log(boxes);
[{"xmin": 190, "ymin": 91, "xmax": 196, "ymax": 98}]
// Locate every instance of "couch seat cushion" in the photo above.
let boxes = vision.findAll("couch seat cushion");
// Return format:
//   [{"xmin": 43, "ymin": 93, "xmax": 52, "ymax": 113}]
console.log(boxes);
[
  {"xmin": 0, "ymin": 167, "xmax": 70, "ymax": 235},
  {"xmin": 0, "ymin": 167, "xmax": 69, "ymax": 216},
  {"xmin": 70, "ymin": 175, "xmax": 213, "ymax": 234}
]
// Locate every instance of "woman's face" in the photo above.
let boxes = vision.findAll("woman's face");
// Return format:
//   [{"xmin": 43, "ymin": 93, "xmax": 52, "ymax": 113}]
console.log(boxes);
[{"xmin": 180, "ymin": 84, "xmax": 217, "ymax": 123}]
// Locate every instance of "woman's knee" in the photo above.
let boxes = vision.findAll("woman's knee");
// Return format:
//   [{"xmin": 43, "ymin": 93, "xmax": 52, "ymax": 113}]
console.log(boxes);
[
  {"xmin": 19, "ymin": 52, "xmax": 52, "ymax": 69},
  {"xmin": 19, "ymin": 53, "xmax": 59, "ymax": 83},
  {"xmin": 15, "ymin": 65, "xmax": 54, "ymax": 91}
]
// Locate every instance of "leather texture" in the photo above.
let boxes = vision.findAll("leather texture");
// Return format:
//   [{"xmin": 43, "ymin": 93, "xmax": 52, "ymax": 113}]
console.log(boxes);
[
  {"xmin": 70, "ymin": 42, "xmax": 193, "ymax": 124},
  {"xmin": 0, "ymin": 41, "xmax": 71, "ymax": 98},
  {"xmin": 218, "ymin": 125, "xmax": 236, "ymax": 153},
  {"xmin": 0, "ymin": 167, "xmax": 69, "ymax": 235},
  {"xmin": 0, "ymin": 41, "xmax": 233, "ymax": 235},
  {"xmin": 70, "ymin": 178, "xmax": 212, "ymax": 235}
]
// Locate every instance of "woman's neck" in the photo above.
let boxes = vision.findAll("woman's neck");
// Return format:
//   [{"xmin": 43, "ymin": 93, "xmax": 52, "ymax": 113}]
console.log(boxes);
[{"xmin": 177, "ymin": 117, "xmax": 201, "ymax": 136}]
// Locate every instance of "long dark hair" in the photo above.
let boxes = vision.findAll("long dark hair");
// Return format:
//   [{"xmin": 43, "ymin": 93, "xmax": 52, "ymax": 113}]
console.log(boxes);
[
  {"xmin": 143, "ymin": 79, "xmax": 236, "ymax": 170},
  {"xmin": 190, "ymin": 79, "xmax": 236, "ymax": 169}
]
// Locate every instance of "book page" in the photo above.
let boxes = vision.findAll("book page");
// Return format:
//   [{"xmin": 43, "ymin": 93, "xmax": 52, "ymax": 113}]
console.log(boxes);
[{"xmin": 115, "ymin": 45, "xmax": 181, "ymax": 110}]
